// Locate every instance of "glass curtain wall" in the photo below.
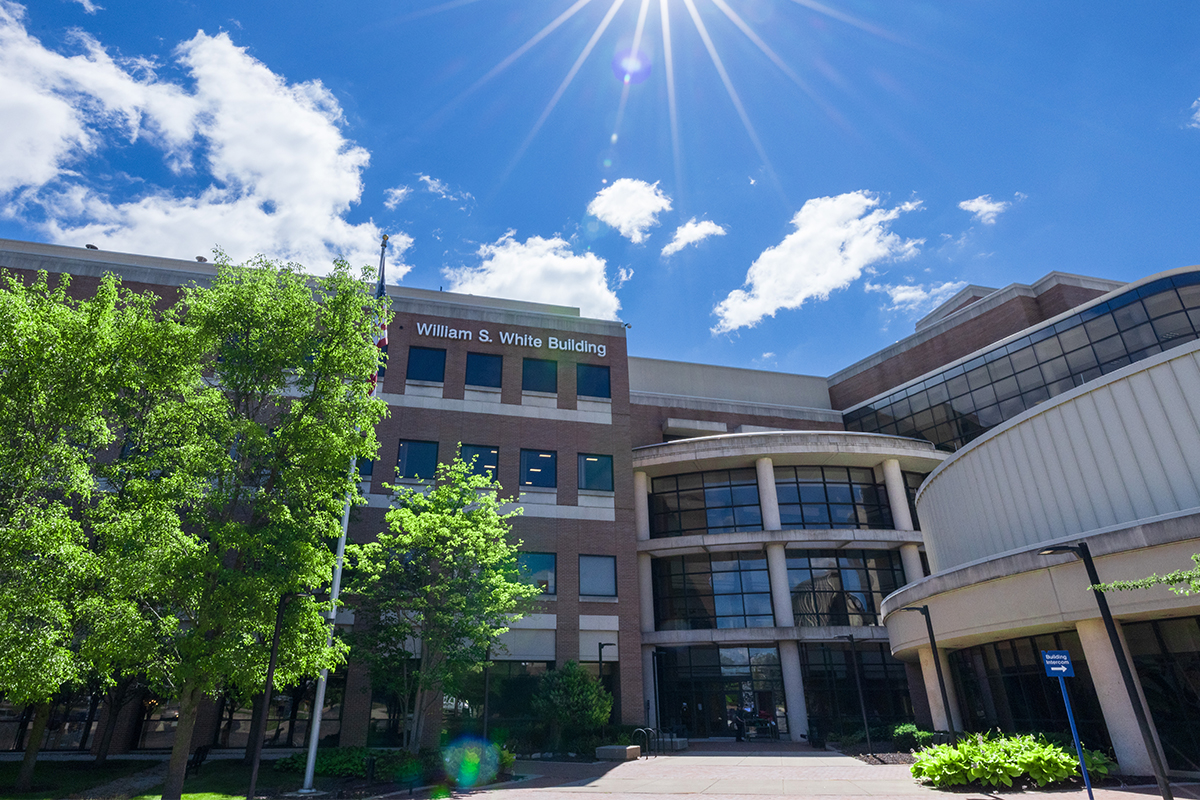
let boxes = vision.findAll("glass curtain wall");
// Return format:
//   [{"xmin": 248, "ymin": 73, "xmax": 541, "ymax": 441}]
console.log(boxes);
[
  {"xmin": 653, "ymin": 552, "xmax": 774, "ymax": 630},
  {"xmin": 774, "ymin": 467, "xmax": 893, "ymax": 530},
  {"xmin": 785, "ymin": 549, "xmax": 905, "ymax": 627},
  {"xmin": 656, "ymin": 646, "xmax": 786, "ymax": 738},
  {"xmin": 948, "ymin": 630, "xmax": 1110, "ymax": 751},
  {"xmin": 650, "ymin": 469, "xmax": 762, "ymax": 538},
  {"xmin": 799, "ymin": 641, "xmax": 913, "ymax": 739},
  {"xmin": 1124, "ymin": 616, "xmax": 1200, "ymax": 772},
  {"xmin": 845, "ymin": 273, "xmax": 1200, "ymax": 451}
]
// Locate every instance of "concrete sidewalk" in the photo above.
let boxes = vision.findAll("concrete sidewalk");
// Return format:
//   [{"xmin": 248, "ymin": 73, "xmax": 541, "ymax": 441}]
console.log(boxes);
[{"xmin": 454, "ymin": 741, "xmax": 1200, "ymax": 800}]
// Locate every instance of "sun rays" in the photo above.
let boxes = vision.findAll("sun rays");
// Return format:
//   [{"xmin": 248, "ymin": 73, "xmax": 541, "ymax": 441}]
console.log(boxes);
[{"xmin": 422, "ymin": 0, "xmax": 900, "ymax": 203}]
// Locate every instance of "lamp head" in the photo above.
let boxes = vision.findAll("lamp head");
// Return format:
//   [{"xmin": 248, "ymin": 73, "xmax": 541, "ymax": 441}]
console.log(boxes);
[
  {"xmin": 1038, "ymin": 544, "xmax": 1081, "ymax": 556},
  {"xmin": 898, "ymin": 605, "xmax": 929, "ymax": 617}
]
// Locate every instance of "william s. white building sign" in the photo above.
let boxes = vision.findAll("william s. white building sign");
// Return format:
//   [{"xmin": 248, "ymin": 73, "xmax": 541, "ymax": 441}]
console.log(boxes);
[{"xmin": 415, "ymin": 322, "xmax": 607, "ymax": 357}]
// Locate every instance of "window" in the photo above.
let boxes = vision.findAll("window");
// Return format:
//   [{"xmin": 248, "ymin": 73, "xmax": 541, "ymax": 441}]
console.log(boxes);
[
  {"xmin": 843, "ymin": 274, "xmax": 1200, "ymax": 452},
  {"xmin": 465, "ymin": 352, "xmax": 503, "ymax": 388},
  {"xmin": 522, "ymin": 358, "xmax": 557, "ymax": 393},
  {"xmin": 576, "ymin": 363, "xmax": 610, "ymax": 398},
  {"xmin": 649, "ymin": 469, "xmax": 762, "ymax": 538},
  {"xmin": 785, "ymin": 549, "xmax": 904, "ymax": 626},
  {"xmin": 520, "ymin": 449, "xmax": 556, "ymax": 488},
  {"xmin": 396, "ymin": 440, "xmax": 438, "ymax": 480},
  {"xmin": 357, "ymin": 459, "xmax": 373, "ymax": 479},
  {"xmin": 652, "ymin": 552, "xmax": 774, "ymax": 630},
  {"xmin": 580, "ymin": 554, "xmax": 617, "ymax": 596},
  {"xmin": 461, "ymin": 444, "xmax": 498, "ymax": 479},
  {"xmin": 578, "ymin": 454, "xmax": 614, "ymax": 491},
  {"xmin": 406, "ymin": 347, "xmax": 446, "ymax": 383},
  {"xmin": 518, "ymin": 552, "xmax": 556, "ymax": 594},
  {"xmin": 774, "ymin": 466, "xmax": 893, "ymax": 530}
]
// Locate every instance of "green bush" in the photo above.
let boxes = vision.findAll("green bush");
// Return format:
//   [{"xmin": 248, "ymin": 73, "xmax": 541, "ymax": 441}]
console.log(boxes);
[
  {"xmin": 910, "ymin": 732, "xmax": 1107, "ymax": 789},
  {"xmin": 531, "ymin": 661, "xmax": 613, "ymax": 751},
  {"xmin": 891, "ymin": 723, "xmax": 935, "ymax": 752},
  {"xmin": 273, "ymin": 747, "xmax": 420, "ymax": 782}
]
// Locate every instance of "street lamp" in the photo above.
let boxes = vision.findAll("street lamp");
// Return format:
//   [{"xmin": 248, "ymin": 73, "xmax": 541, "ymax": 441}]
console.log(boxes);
[
  {"xmin": 1039, "ymin": 542, "xmax": 1172, "ymax": 800},
  {"xmin": 839, "ymin": 634, "xmax": 872, "ymax": 755},
  {"xmin": 896, "ymin": 605, "xmax": 955, "ymax": 735},
  {"xmin": 598, "ymin": 641, "xmax": 616, "ymax": 669}
]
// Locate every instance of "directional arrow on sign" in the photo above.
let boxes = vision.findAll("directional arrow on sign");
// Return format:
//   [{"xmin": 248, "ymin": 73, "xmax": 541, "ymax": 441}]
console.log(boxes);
[{"xmin": 1051, "ymin": 665, "xmax": 1067, "ymax": 672}]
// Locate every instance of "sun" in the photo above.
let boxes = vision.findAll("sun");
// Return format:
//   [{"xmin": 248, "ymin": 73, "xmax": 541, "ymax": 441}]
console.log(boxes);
[{"xmin": 426, "ymin": 0, "xmax": 900, "ymax": 198}]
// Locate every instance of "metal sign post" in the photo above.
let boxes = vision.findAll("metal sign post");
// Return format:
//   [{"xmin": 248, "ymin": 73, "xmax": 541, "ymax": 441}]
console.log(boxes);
[{"xmin": 1043, "ymin": 650, "xmax": 1093, "ymax": 800}]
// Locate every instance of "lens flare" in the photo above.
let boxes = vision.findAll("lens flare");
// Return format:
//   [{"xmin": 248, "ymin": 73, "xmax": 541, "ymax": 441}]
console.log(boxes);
[
  {"xmin": 611, "ymin": 48, "xmax": 651, "ymax": 84},
  {"xmin": 443, "ymin": 736, "xmax": 501, "ymax": 788}
]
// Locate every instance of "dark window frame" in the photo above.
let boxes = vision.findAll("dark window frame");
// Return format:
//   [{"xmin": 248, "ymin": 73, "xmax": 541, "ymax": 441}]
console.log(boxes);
[
  {"xmin": 406, "ymin": 346, "xmax": 446, "ymax": 383},
  {"xmin": 465, "ymin": 352, "xmax": 503, "ymax": 388},
  {"xmin": 522, "ymin": 358, "xmax": 558, "ymax": 393},
  {"xmin": 579, "ymin": 554, "xmax": 617, "ymax": 597},
  {"xmin": 578, "ymin": 453, "xmax": 614, "ymax": 492},
  {"xmin": 519, "ymin": 449, "xmax": 557, "ymax": 489},
  {"xmin": 396, "ymin": 439, "xmax": 439, "ymax": 481}
]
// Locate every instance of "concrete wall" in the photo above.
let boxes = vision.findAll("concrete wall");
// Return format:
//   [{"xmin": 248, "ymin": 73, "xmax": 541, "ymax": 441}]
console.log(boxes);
[{"xmin": 629, "ymin": 357, "xmax": 832, "ymax": 410}]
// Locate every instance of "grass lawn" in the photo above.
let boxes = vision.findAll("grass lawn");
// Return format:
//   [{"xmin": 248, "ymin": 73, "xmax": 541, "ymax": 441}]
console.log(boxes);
[
  {"xmin": 0, "ymin": 759, "xmax": 159, "ymax": 799},
  {"xmin": 129, "ymin": 759, "xmax": 350, "ymax": 800}
]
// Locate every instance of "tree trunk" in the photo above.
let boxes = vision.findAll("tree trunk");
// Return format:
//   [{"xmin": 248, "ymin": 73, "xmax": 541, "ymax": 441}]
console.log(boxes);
[
  {"xmin": 419, "ymin": 689, "xmax": 443, "ymax": 752},
  {"xmin": 407, "ymin": 687, "xmax": 425, "ymax": 755},
  {"xmin": 95, "ymin": 679, "xmax": 133, "ymax": 764},
  {"xmin": 15, "ymin": 702, "xmax": 51, "ymax": 793},
  {"xmin": 243, "ymin": 693, "xmax": 265, "ymax": 763},
  {"xmin": 161, "ymin": 681, "xmax": 203, "ymax": 800}
]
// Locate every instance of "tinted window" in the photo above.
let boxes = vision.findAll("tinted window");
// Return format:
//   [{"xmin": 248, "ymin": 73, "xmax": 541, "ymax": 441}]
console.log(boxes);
[
  {"xmin": 522, "ymin": 358, "xmax": 557, "ymax": 393},
  {"xmin": 580, "ymin": 554, "xmax": 617, "ymax": 596},
  {"xmin": 461, "ymin": 444, "xmax": 498, "ymax": 479},
  {"xmin": 518, "ymin": 552, "xmax": 556, "ymax": 594},
  {"xmin": 465, "ymin": 352, "xmax": 503, "ymax": 388},
  {"xmin": 577, "ymin": 363, "xmax": 611, "ymax": 398},
  {"xmin": 520, "ymin": 449, "xmax": 556, "ymax": 488},
  {"xmin": 406, "ymin": 347, "xmax": 446, "ymax": 383},
  {"xmin": 578, "ymin": 454, "xmax": 614, "ymax": 491},
  {"xmin": 396, "ymin": 440, "xmax": 438, "ymax": 480}
]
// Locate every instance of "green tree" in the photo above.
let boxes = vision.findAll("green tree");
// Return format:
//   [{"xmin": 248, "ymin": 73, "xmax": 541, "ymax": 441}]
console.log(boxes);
[
  {"xmin": 1100, "ymin": 553, "xmax": 1200, "ymax": 595},
  {"xmin": 133, "ymin": 254, "xmax": 390, "ymax": 800},
  {"xmin": 530, "ymin": 661, "xmax": 613, "ymax": 751},
  {"xmin": 0, "ymin": 271, "xmax": 125, "ymax": 791},
  {"xmin": 348, "ymin": 450, "xmax": 541, "ymax": 753}
]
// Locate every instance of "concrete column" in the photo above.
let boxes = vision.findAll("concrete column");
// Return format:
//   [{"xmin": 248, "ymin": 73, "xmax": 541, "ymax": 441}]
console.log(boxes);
[
  {"xmin": 1075, "ymin": 617, "xmax": 1165, "ymax": 775},
  {"xmin": 917, "ymin": 645, "xmax": 963, "ymax": 732},
  {"xmin": 881, "ymin": 458, "xmax": 914, "ymax": 532},
  {"xmin": 756, "ymin": 457, "xmax": 782, "ymax": 531},
  {"xmin": 765, "ymin": 543, "xmax": 796, "ymax": 628},
  {"xmin": 778, "ymin": 640, "xmax": 808, "ymax": 741},
  {"xmin": 638, "ymin": 552, "xmax": 655, "ymax": 634},
  {"xmin": 634, "ymin": 471, "xmax": 650, "ymax": 542},
  {"xmin": 642, "ymin": 645, "xmax": 658, "ymax": 728},
  {"xmin": 899, "ymin": 545, "xmax": 925, "ymax": 584}
]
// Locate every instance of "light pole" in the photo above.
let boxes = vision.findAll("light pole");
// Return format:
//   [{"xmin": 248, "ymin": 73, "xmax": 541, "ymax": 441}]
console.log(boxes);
[
  {"xmin": 1039, "ymin": 542, "xmax": 1172, "ymax": 800},
  {"xmin": 897, "ymin": 605, "xmax": 955, "ymax": 735},
  {"xmin": 839, "ymin": 634, "xmax": 872, "ymax": 755},
  {"xmin": 598, "ymin": 642, "xmax": 616, "ymax": 671}
]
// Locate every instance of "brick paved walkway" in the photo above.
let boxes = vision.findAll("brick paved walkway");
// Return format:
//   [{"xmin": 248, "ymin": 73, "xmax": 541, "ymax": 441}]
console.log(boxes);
[{"xmin": 439, "ymin": 741, "xmax": 1200, "ymax": 800}]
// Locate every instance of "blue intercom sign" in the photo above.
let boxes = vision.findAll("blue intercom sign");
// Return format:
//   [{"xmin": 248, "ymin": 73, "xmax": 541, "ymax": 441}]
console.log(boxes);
[{"xmin": 1042, "ymin": 650, "xmax": 1075, "ymax": 678}]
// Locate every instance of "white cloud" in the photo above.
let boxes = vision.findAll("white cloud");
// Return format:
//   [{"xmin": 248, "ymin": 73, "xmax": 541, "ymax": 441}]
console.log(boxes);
[
  {"xmin": 958, "ymin": 194, "xmax": 1010, "ymax": 225},
  {"xmin": 865, "ymin": 280, "xmax": 967, "ymax": 314},
  {"xmin": 70, "ymin": 0, "xmax": 101, "ymax": 13},
  {"xmin": 0, "ymin": 3, "xmax": 401, "ymax": 271},
  {"xmin": 712, "ymin": 191, "xmax": 922, "ymax": 333},
  {"xmin": 586, "ymin": 178, "xmax": 671, "ymax": 244},
  {"xmin": 1189, "ymin": 98, "xmax": 1200, "ymax": 129},
  {"xmin": 445, "ymin": 232, "xmax": 621, "ymax": 320},
  {"xmin": 384, "ymin": 185, "xmax": 411, "ymax": 209},
  {"xmin": 661, "ymin": 218, "xmax": 726, "ymax": 257},
  {"xmin": 418, "ymin": 173, "xmax": 471, "ymax": 204}
]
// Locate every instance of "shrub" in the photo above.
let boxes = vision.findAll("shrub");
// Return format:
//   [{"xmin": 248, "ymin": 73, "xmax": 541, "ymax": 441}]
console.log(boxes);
[
  {"xmin": 531, "ymin": 661, "xmax": 612, "ymax": 751},
  {"xmin": 273, "ymin": 747, "xmax": 419, "ymax": 781},
  {"xmin": 891, "ymin": 723, "xmax": 935, "ymax": 752},
  {"xmin": 910, "ymin": 731, "xmax": 1107, "ymax": 789}
]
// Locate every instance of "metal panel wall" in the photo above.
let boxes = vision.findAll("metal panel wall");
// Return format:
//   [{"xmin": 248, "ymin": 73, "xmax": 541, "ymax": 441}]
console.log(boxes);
[{"xmin": 917, "ymin": 340, "xmax": 1200, "ymax": 572}]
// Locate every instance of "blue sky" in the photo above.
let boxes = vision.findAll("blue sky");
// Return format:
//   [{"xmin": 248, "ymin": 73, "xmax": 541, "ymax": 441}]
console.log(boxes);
[{"xmin": 4, "ymin": 1, "xmax": 1200, "ymax": 377}]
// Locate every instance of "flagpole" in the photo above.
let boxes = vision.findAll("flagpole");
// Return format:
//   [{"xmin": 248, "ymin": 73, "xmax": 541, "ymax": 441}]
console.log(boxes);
[{"xmin": 300, "ymin": 234, "xmax": 389, "ymax": 793}]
